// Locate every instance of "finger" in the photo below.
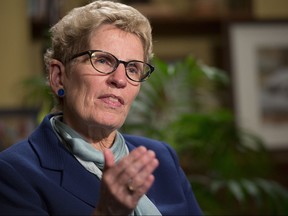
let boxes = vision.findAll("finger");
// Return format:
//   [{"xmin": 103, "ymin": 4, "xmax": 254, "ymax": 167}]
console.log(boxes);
[
  {"xmin": 128, "ymin": 174, "xmax": 156, "ymax": 200},
  {"xmin": 111, "ymin": 146, "xmax": 148, "ymax": 178},
  {"xmin": 118, "ymin": 150, "xmax": 158, "ymax": 197},
  {"xmin": 127, "ymin": 150, "xmax": 157, "ymax": 177},
  {"xmin": 102, "ymin": 147, "xmax": 148, "ymax": 190},
  {"xmin": 103, "ymin": 148, "xmax": 115, "ymax": 171},
  {"xmin": 116, "ymin": 148, "xmax": 154, "ymax": 184},
  {"xmin": 129, "ymin": 157, "xmax": 159, "ymax": 193},
  {"xmin": 103, "ymin": 147, "xmax": 157, "ymax": 198},
  {"xmin": 138, "ymin": 174, "xmax": 155, "ymax": 195}
]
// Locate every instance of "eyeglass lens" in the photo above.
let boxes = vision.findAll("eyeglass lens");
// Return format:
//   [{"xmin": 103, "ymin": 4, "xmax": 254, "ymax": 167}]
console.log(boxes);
[{"xmin": 90, "ymin": 51, "xmax": 149, "ymax": 82}]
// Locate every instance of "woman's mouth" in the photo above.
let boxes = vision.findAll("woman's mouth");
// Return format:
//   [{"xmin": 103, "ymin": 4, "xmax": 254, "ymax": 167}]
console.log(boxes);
[{"xmin": 99, "ymin": 94, "xmax": 124, "ymax": 107}]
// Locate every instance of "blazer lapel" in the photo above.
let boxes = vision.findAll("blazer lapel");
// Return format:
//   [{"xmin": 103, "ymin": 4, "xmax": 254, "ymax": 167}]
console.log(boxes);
[
  {"xmin": 29, "ymin": 115, "xmax": 100, "ymax": 207},
  {"xmin": 61, "ymin": 155, "xmax": 101, "ymax": 207}
]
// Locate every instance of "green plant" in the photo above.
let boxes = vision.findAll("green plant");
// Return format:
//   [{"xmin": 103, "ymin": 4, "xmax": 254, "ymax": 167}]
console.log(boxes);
[
  {"xmin": 22, "ymin": 75, "xmax": 53, "ymax": 122},
  {"xmin": 122, "ymin": 56, "xmax": 288, "ymax": 215}
]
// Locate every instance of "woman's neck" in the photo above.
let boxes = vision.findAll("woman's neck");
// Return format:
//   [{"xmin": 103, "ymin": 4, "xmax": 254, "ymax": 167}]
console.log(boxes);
[{"xmin": 62, "ymin": 116, "xmax": 117, "ymax": 151}]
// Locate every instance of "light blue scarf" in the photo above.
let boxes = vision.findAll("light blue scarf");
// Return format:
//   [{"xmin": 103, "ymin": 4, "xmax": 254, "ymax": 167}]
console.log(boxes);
[{"xmin": 50, "ymin": 115, "xmax": 161, "ymax": 216}]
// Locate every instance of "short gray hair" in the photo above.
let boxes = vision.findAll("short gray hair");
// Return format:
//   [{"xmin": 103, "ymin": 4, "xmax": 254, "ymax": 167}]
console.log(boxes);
[{"xmin": 44, "ymin": 0, "xmax": 153, "ymax": 68}]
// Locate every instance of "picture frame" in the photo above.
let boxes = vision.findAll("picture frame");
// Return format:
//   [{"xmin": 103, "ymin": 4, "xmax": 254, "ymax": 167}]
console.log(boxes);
[
  {"xmin": 227, "ymin": 21, "xmax": 288, "ymax": 149},
  {"xmin": 0, "ymin": 109, "xmax": 38, "ymax": 151}
]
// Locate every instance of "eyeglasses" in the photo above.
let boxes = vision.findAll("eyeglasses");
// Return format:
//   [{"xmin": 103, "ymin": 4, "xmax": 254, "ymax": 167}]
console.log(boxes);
[{"xmin": 70, "ymin": 50, "xmax": 154, "ymax": 82}]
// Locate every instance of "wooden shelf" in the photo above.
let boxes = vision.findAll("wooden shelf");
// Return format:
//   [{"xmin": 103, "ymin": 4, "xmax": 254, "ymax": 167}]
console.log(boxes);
[{"xmin": 131, "ymin": 1, "xmax": 253, "ymax": 35}]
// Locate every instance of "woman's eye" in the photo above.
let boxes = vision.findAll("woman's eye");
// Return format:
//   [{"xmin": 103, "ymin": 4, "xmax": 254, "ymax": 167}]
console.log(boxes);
[
  {"xmin": 127, "ymin": 63, "xmax": 141, "ymax": 74},
  {"xmin": 95, "ymin": 57, "xmax": 109, "ymax": 65},
  {"xmin": 127, "ymin": 66, "xmax": 139, "ymax": 74}
]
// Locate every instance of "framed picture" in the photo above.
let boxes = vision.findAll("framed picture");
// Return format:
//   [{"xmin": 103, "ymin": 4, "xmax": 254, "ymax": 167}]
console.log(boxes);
[
  {"xmin": 0, "ymin": 109, "xmax": 38, "ymax": 151},
  {"xmin": 228, "ymin": 21, "xmax": 288, "ymax": 149}
]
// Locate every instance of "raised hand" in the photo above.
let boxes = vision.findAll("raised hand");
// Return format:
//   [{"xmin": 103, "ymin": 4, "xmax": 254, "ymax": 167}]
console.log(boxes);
[{"xmin": 93, "ymin": 146, "xmax": 159, "ymax": 215}]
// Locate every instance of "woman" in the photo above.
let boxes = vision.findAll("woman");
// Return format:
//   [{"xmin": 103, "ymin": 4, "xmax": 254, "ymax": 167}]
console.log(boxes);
[{"xmin": 0, "ymin": 1, "xmax": 202, "ymax": 215}]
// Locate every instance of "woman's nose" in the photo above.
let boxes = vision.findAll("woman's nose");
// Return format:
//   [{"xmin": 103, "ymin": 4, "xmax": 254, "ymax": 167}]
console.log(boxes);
[{"xmin": 106, "ymin": 64, "xmax": 127, "ymax": 88}]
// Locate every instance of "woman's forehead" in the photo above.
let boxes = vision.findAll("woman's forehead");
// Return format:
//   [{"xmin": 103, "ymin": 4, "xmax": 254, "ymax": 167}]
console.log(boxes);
[{"xmin": 88, "ymin": 25, "xmax": 145, "ymax": 60}]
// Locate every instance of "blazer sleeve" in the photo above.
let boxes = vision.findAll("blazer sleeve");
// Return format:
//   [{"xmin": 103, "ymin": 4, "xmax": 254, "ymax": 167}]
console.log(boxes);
[
  {"xmin": 0, "ymin": 159, "xmax": 48, "ymax": 215},
  {"xmin": 163, "ymin": 143, "xmax": 203, "ymax": 215}
]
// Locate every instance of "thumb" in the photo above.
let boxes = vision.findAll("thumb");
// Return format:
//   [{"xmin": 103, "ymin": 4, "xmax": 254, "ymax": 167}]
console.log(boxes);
[{"xmin": 103, "ymin": 148, "xmax": 115, "ymax": 171}]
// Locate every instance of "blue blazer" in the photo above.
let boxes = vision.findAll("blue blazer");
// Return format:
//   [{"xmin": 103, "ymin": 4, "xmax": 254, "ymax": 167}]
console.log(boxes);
[{"xmin": 0, "ymin": 115, "xmax": 202, "ymax": 215}]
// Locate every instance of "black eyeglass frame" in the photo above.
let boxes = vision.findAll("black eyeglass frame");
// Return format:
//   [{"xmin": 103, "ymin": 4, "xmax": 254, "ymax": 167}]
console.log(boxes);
[{"xmin": 70, "ymin": 50, "xmax": 155, "ymax": 82}]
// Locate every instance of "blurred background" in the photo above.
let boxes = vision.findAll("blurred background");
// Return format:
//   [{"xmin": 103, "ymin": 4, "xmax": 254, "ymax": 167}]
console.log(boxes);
[{"xmin": 0, "ymin": 0, "xmax": 288, "ymax": 215}]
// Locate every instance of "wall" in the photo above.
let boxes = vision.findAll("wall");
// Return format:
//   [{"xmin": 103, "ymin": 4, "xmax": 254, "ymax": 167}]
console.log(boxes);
[
  {"xmin": 0, "ymin": 0, "xmax": 34, "ymax": 108},
  {"xmin": 254, "ymin": 0, "xmax": 288, "ymax": 18}
]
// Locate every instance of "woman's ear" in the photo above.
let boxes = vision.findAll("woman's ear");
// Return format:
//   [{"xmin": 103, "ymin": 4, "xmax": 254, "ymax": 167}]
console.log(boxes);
[{"xmin": 49, "ymin": 59, "xmax": 66, "ymax": 95}]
